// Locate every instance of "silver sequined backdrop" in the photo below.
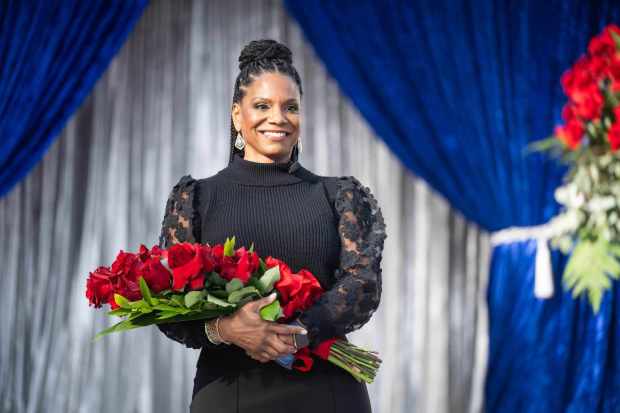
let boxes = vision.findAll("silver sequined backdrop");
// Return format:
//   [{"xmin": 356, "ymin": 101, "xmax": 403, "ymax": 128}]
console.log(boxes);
[{"xmin": 0, "ymin": 1, "xmax": 491, "ymax": 412}]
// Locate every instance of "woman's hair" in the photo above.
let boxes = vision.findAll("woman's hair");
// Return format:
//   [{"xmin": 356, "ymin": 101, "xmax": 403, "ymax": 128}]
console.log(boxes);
[{"xmin": 228, "ymin": 39, "xmax": 303, "ymax": 164}]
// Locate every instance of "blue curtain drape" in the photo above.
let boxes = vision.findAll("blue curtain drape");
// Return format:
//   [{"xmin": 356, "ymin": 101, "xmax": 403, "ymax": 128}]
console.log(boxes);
[
  {"xmin": 0, "ymin": 0, "xmax": 148, "ymax": 198},
  {"xmin": 284, "ymin": 0, "xmax": 620, "ymax": 411}
]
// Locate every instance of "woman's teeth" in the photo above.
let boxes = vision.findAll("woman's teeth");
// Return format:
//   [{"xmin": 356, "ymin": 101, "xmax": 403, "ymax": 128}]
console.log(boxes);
[{"xmin": 262, "ymin": 131, "xmax": 288, "ymax": 141}]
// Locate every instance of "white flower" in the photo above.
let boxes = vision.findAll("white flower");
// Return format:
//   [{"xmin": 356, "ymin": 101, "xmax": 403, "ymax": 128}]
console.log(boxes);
[
  {"xmin": 549, "ymin": 210, "xmax": 581, "ymax": 235},
  {"xmin": 586, "ymin": 195, "xmax": 616, "ymax": 213},
  {"xmin": 554, "ymin": 183, "xmax": 584, "ymax": 208}
]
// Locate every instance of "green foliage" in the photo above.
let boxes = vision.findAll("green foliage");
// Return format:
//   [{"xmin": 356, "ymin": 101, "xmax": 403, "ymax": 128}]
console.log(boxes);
[
  {"xmin": 228, "ymin": 286, "xmax": 260, "ymax": 304},
  {"xmin": 259, "ymin": 299, "xmax": 282, "ymax": 321},
  {"xmin": 225, "ymin": 278, "xmax": 244, "ymax": 294},
  {"xmin": 563, "ymin": 237, "xmax": 620, "ymax": 313},
  {"xmin": 114, "ymin": 294, "xmax": 131, "ymax": 309},
  {"xmin": 206, "ymin": 294, "xmax": 235, "ymax": 307},
  {"xmin": 208, "ymin": 271, "xmax": 227, "ymax": 286},
  {"xmin": 224, "ymin": 236, "xmax": 236, "ymax": 257},
  {"xmin": 612, "ymin": 31, "xmax": 620, "ymax": 50},
  {"xmin": 257, "ymin": 265, "xmax": 280, "ymax": 294},
  {"xmin": 184, "ymin": 290, "xmax": 206, "ymax": 308},
  {"xmin": 138, "ymin": 277, "xmax": 153, "ymax": 305}
]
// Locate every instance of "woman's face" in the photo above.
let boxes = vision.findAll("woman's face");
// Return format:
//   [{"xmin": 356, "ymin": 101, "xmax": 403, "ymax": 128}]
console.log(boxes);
[{"xmin": 232, "ymin": 72, "xmax": 301, "ymax": 163}]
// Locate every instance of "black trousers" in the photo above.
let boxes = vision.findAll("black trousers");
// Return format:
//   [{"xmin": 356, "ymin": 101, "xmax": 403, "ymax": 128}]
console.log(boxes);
[{"xmin": 189, "ymin": 356, "xmax": 372, "ymax": 413}]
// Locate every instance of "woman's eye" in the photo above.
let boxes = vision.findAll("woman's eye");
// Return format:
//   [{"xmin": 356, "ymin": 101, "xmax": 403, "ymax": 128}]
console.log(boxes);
[
  {"xmin": 287, "ymin": 105, "xmax": 299, "ymax": 112},
  {"xmin": 255, "ymin": 104, "xmax": 269, "ymax": 110}
]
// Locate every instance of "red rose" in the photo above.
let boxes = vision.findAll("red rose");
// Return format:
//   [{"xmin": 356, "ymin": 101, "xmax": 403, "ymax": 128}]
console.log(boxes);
[
  {"xmin": 268, "ymin": 257, "xmax": 301, "ymax": 302},
  {"xmin": 211, "ymin": 244, "xmax": 224, "ymax": 261},
  {"xmin": 588, "ymin": 30, "xmax": 616, "ymax": 58},
  {"xmin": 572, "ymin": 85, "xmax": 604, "ymax": 121},
  {"xmin": 167, "ymin": 243, "xmax": 205, "ymax": 291},
  {"xmin": 140, "ymin": 258, "xmax": 171, "ymax": 293},
  {"xmin": 608, "ymin": 105, "xmax": 620, "ymax": 150},
  {"xmin": 561, "ymin": 56, "xmax": 597, "ymax": 98},
  {"xmin": 198, "ymin": 244, "xmax": 217, "ymax": 272},
  {"xmin": 149, "ymin": 245, "xmax": 164, "ymax": 257},
  {"xmin": 219, "ymin": 255, "xmax": 237, "ymax": 281},
  {"xmin": 555, "ymin": 120, "xmax": 584, "ymax": 150},
  {"xmin": 232, "ymin": 247, "xmax": 259, "ymax": 284},
  {"xmin": 86, "ymin": 266, "xmax": 114, "ymax": 308},
  {"xmin": 110, "ymin": 250, "xmax": 141, "ymax": 282},
  {"xmin": 561, "ymin": 104, "xmax": 577, "ymax": 123},
  {"xmin": 607, "ymin": 55, "xmax": 620, "ymax": 90},
  {"xmin": 298, "ymin": 269, "xmax": 323, "ymax": 303},
  {"xmin": 111, "ymin": 277, "xmax": 141, "ymax": 308}
]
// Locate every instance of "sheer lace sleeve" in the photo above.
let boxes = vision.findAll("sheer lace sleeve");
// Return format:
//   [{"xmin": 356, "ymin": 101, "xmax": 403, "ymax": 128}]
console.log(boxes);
[
  {"xmin": 297, "ymin": 176, "xmax": 387, "ymax": 349},
  {"xmin": 156, "ymin": 174, "xmax": 218, "ymax": 349}
]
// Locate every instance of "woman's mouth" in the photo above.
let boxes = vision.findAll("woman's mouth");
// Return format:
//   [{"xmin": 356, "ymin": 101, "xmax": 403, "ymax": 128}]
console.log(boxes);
[{"xmin": 260, "ymin": 131, "xmax": 290, "ymax": 142}]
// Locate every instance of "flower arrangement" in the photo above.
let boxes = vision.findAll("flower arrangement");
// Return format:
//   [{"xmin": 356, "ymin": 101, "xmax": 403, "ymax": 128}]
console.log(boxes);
[
  {"xmin": 532, "ymin": 24, "xmax": 620, "ymax": 312},
  {"xmin": 86, "ymin": 236, "xmax": 381, "ymax": 383}
]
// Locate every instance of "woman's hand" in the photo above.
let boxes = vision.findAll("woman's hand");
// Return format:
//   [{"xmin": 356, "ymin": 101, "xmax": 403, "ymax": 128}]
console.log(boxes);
[{"xmin": 218, "ymin": 293, "xmax": 307, "ymax": 363}]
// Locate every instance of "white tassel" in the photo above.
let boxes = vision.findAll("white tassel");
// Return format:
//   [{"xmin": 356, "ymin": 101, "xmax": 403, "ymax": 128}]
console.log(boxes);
[
  {"xmin": 490, "ymin": 224, "xmax": 556, "ymax": 300},
  {"xmin": 534, "ymin": 237, "xmax": 554, "ymax": 298}
]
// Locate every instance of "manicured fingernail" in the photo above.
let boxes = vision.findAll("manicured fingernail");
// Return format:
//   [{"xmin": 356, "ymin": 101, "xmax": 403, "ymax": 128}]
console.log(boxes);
[
  {"xmin": 270, "ymin": 292, "xmax": 276, "ymax": 298},
  {"xmin": 300, "ymin": 329, "xmax": 307, "ymax": 335}
]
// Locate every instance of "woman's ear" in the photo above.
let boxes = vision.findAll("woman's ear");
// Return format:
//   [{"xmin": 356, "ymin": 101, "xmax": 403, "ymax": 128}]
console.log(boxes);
[{"xmin": 232, "ymin": 103, "xmax": 242, "ymax": 132}]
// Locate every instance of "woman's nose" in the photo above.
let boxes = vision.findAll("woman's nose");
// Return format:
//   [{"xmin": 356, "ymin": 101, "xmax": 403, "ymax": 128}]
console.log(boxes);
[{"xmin": 268, "ymin": 107, "xmax": 287, "ymax": 124}]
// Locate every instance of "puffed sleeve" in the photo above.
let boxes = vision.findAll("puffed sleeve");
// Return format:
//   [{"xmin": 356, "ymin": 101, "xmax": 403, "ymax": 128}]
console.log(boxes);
[
  {"xmin": 296, "ymin": 176, "xmax": 387, "ymax": 349},
  {"xmin": 156, "ymin": 174, "xmax": 219, "ymax": 349}
]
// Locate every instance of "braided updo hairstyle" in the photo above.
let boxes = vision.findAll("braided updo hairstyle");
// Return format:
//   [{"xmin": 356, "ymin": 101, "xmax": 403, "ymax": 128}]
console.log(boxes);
[{"xmin": 228, "ymin": 39, "xmax": 303, "ymax": 165}]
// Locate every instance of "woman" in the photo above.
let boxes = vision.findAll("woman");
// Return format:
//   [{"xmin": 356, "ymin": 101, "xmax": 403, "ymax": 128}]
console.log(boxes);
[{"xmin": 157, "ymin": 39, "xmax": 387, "ymax": 413}]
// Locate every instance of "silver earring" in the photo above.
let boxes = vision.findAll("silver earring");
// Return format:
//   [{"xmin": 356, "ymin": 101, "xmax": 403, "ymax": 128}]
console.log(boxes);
[
  {"xmin": 234, "ymin": 131, "xmax": 245, "ymax": 150},
  {"xmin": 297, "ymin": 137, "xmax": 302, "ymax": 155}
]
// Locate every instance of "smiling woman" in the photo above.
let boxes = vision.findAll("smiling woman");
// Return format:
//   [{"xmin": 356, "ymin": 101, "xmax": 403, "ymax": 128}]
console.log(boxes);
[
  {"xmin": 231, "ymin": 71, "xmax": 301, "ymax": 163},
  {"xmin": 156, "ymin": 39, "xmax": 385, "ymax": 413}
]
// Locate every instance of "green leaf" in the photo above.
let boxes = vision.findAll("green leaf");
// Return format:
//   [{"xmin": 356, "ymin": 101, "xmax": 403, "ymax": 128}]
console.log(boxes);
[
  {"xmin": 228, "ymin": 286, "xmax": 260, "ymax": 304},
  {"xmin": 209, "ymin": 289, "xmax": 229, "ymax": 299},
  {"xmin": 152, "ymin": 303, "xmax": 188, "ymax": 313},
  {"xmin": 249, "ymin": 242, "xmax": 255, "ymax": 253},
  {"xmin": 563, "ymin": 237, "xmax": 620, "ymax": 313},
  {"xmin": 107, "ymin": 307, "xmax": 132, "ymax": 317},
  {"xmin": 184, "ymin": 290, "xmax": 206, "ymax": 308},
  {"xmin": 207, "ymin": 294, "xmax": 235, "ymax": 307},
  {"xmin": 525, "ymin": 135, "xmax": 565, "ymax": 156},
  {"xmin": 128, "ymin": 299, "xmax": 150, "ymax": 310},
  {"xmin": 224, "ymin": 236, "xmax": 236, "ymax": 257},
  {"xmin": 138, "ymin": 277, "xmax": 153, "ymax": 305},
  {"xmin": 225, "ymin": 278, "xmax": 244, "ymax": 294},
  {"xmin": 611, "ymin": 30, "xmax": 620, "ymax": 50},
  {"xmin": 259, "ymin": 257, "xmax": 267, "ymax": 273},
  {"xmin": 156, "ymin": 311, "xmax": 184, "ymax": 320},
  {"xmin": 170, "ymin": 294, "xmax": 185, "ymax": 307},
  {"xmin": 259, "ymin": 299, "xmax": 282, "ymax": 321},
  {"xmin": 114, "ymin": 294, "xmax": 131, "ymax": 309},
  {"xmin": 208, "ymin": 272, "xmax": 228, "ymax": 286},
  {"xmin": 257, "ymin": 265, "xmax": 280, "ymax": 294},
  {"xmin": 92, "ymin": 312, "xmax": 160, "ymax": 342}
]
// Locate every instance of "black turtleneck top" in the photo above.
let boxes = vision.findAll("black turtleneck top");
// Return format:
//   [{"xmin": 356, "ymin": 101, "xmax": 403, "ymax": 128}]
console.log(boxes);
[{"xmin": 157, "ymin": 151, "xmax": 387, "ymax": 399}]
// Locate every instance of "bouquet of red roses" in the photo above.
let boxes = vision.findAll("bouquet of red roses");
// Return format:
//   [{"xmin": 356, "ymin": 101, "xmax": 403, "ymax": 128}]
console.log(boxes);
[{"xmin": 86, "ymin": 236, "xmax": 381, "ymax": 383}]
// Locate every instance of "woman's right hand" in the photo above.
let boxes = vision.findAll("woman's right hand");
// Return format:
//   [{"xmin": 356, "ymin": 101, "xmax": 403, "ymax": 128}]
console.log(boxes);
[{"xmin": 218, "ymin": 293, "xmax": 307, "ymax": 363}]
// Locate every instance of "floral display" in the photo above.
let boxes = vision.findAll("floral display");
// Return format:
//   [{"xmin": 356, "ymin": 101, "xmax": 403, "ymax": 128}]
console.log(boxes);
[{"xmin": 533, "ymin": 24, "xmax": 620, "ymax": 312}]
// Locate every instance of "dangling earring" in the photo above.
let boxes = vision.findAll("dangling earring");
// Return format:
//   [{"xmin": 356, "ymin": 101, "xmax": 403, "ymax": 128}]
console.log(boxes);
[
  {"xmin": 297, "ymin": 137, "xmax": 302, "ymax": 155},
  {"xmin": 234, "ymin": 131, "xmax": 245, "ymax": 150}
]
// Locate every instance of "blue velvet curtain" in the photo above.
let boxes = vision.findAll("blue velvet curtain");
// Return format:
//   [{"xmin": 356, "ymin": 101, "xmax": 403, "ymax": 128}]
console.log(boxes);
[
  {"xmin": 0, "ymin": 0, "xmax": 148, "ymax": 198},
  {"xmin": 283, "ymin": 0, "xmax": 620, "ymax": 411}
]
